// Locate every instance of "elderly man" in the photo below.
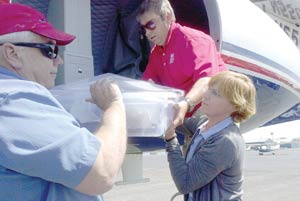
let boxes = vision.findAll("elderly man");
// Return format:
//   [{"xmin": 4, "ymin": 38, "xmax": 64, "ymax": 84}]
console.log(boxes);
[{"xmin": 0, "ymin": 3, "xmax": 127, "ymax": 201}]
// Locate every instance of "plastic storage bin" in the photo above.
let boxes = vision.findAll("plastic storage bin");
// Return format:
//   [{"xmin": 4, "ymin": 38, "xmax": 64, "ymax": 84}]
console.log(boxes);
[{"xmin": 51, "ymin": 73, "xmax": 184, "ymax": 137}]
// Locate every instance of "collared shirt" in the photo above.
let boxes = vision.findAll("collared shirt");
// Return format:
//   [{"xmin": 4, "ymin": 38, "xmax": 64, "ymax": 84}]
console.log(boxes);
[
  {"xmin": 142, "ymin": 22, "xmax": 227, "ymax": 116},
  {"xmin": 0, "ymin": 66, "xmax": 25, "ymax": 80},
  {"xmin": 186, "ymin": 117, "xmax": 234, "ymax": 201},
  {"xmin": 0, "ymin": 66, "xmax": 102, "ymax": 201}
]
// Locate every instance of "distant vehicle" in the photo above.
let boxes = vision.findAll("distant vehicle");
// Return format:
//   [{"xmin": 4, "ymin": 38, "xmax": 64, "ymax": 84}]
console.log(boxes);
[
  {"xmin": 258, "ymin": 143, "xmax": 280, "ymax": 155},
  {"xmin": 245, "ymin": 132, "xmax": 281, "ymax": 155}
]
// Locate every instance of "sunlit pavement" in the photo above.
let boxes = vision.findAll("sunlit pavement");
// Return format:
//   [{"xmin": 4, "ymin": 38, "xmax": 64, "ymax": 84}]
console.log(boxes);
[{"xmin": 104, "ymin": 148, "xmax": 300, "ymax": 201}]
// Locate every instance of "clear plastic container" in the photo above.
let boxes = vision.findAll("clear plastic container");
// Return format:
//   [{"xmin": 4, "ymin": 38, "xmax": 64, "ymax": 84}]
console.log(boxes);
[{"xmin": 51, "ymin": 73, "xmax": 184, "ymax": 137}]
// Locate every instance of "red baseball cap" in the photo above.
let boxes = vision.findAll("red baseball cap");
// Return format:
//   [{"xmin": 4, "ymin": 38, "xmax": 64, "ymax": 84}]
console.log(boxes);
[{"xmin": 0, "ymin": 3, "xmax": 75, "ymax": 45}]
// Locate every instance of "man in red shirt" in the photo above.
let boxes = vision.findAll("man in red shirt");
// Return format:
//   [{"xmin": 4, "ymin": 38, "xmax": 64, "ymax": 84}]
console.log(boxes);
[{"xmin": 137, "ymin": 0, "xmax": 227, "ymax": 151}]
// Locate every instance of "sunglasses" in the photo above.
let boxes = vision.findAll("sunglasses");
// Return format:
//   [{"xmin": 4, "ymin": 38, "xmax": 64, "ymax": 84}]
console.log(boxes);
[
  {"xmin": 141, "ymin": 19, "xmax": 157, "ymax": 31},
  {"xmin": 0, "ymin": 42, "xmax": 59, "ymax": 60}
]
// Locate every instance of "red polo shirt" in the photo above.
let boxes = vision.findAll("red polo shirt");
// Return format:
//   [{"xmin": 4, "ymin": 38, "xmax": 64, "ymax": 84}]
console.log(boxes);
[{"xmin": 142, "ymin": 22, "xmax": 227, "ymax": 116}]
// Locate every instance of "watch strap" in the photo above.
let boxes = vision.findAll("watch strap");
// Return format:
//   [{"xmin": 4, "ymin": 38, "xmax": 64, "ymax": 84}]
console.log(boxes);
[{"xmin": 184, "ymin": 98, "xmax": 195, "ymax": 112}]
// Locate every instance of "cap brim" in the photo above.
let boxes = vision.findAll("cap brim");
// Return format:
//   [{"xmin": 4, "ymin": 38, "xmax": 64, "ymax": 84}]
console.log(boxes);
[{"xmin": 33, "ymin": 25, "xmax": 76, "ymax": 46}]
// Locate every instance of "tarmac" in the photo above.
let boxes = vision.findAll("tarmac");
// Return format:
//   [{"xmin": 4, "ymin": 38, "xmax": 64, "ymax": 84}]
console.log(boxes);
[{"xmin": 103, "ymin": 148, "xmax": 300, "ymax": 201}]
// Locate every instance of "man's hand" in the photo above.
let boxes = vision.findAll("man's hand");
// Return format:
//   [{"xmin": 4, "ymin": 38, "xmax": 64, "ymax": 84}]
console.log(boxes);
[
  {"xmin": 89, "ymin": 78, "xmax": 123, "ymax": 110},
  {"xmin": 78, "ymin": 78, "xmax": 126, "ymax": 195},
  {"xmin": 164, "ymin": 120, "xmax": 177, "ymax": 141},
  {"xmin": 172, "ymin": 100, "xmax": 189, "ymax": 127}
]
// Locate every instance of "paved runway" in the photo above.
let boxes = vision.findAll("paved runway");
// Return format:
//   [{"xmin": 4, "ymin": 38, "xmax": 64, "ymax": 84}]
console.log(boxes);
[{"xmin": 103, "ymin": 148, "xmax": 300, "ymax": 201}]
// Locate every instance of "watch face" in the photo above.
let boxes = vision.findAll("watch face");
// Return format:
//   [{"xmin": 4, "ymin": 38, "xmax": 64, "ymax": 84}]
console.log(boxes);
[{"xmin": 185, "ymin": 98, "xmax": 195, "ymax": 112}]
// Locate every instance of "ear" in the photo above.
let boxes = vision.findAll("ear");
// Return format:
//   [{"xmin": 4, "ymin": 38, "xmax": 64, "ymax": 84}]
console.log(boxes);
[
  {"xmin": 1, "ymin": 43, "xmax": 23, "ymax": 70},
  {"xmin": 166, "ymin": 11, "xmax": 172, "ymax": 24}
]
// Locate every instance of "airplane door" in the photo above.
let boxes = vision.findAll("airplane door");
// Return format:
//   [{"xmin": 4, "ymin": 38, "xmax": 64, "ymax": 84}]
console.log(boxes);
[{"xmin": 203, "ymin": 0, "xmax": 222, "ymax": 50}]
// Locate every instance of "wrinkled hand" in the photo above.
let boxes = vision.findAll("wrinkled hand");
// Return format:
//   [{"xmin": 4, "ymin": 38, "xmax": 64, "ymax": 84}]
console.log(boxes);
[
  {"xmin": 172, "ymin": 100, "xmax": 189, "ymax": 127},
  {"xmin": 88, "ymin": 78, "xmax": 123, "ymax": 110}
]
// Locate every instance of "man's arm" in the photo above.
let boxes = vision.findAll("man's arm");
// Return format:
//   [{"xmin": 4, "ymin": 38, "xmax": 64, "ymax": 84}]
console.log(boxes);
[
  {"xmin": 75, "ymin": 79, "xmax": 127, "ymax": 195},
  {"xmin": 172, "ymin": 77, "xmax": 210, "ymax": 127},
  {"xmin": 185, "ymin": 77, "xmax": 210, "ymax": 107}
]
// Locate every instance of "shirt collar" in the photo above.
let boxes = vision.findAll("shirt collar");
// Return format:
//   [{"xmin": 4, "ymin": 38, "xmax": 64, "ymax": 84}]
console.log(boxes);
[
  {"xmin": 0, "ymin": 66, "xmax": 25, "ymax": 80},
  {"xmin": 200, "ymin": 117, "xmax": 233, "ymax": 140}
]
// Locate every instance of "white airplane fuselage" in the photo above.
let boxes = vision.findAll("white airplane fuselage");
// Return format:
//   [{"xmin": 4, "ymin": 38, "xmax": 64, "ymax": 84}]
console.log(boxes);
[{"xmin": 251, "ymin": 0, "xmax": 300, "ymax": 51}]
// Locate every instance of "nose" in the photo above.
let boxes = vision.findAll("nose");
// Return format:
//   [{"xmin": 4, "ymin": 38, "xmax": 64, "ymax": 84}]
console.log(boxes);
[
  {"xmin": 145, "ymin": 30, "xmax": 150, "ymax": 38},
  {"xmin": 144, "ymin": 28, "xmax": 153, "ymax": 38},
  {"xmin": 53, "ymin": 55, "xmax": 63, "ymax": 67}
]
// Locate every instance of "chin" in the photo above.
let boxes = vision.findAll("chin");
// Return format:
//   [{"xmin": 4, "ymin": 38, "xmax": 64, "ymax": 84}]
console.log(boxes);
[
  {"xmin": 157, "ymin": 41, "xmax": 164, "ymax": 46},
  {"xmin": 46, "ymin": 82, "xmax": 55, "ymax": 89}
]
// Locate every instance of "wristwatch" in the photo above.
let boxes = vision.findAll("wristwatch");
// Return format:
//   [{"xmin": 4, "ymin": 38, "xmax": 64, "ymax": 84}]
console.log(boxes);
[{"xmin": 184, "ymin": 97, "xmax": 195, "ymax": 113}]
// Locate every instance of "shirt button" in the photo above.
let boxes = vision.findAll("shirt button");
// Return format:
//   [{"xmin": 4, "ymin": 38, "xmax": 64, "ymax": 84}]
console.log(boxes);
[
  {"xmin": 163, "ymin": 53, "xmax": 165, "ymax": 56},
  {"xmin": 163, "ymin": 62, "xmax": 166, "ymax": 66}
]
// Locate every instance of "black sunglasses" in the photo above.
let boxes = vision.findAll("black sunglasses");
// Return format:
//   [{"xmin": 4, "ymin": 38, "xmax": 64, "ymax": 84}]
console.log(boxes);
[
  {"xmin": 141, "ymin": 20, "xmax": 157, "ymax": 31},
  {"xmin": 0, "ymin": 42, "xmax": 59, "ymax": 60}
]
